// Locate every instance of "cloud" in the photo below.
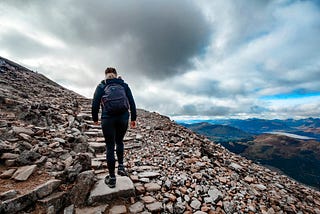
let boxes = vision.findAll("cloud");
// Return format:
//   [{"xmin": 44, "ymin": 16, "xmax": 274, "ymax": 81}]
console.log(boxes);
[
  {"xmin": 1, "ymin": 0, "xmax": 211, "ymax": 80},
  {"xmin": 0, "ymin": 0, "xmax": 320, "ymax": 119}
]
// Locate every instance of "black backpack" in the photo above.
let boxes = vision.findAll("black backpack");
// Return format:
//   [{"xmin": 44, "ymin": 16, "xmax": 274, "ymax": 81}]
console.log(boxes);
[{"xmin": 101, "ymin": 83, "xmax": 129, "ymax": 115}]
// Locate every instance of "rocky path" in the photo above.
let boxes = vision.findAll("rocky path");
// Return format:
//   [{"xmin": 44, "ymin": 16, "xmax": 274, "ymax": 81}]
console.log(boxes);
[{"xmin": 1, "ymin": 56, "xmax": 320, "ymax": 213}]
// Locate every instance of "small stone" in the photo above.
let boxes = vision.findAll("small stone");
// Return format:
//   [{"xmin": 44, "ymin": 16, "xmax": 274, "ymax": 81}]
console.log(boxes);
[
  {"xmin": 13, "ymin": 126, "xmax": 34, "ymax": 135},
  {"xmin": 217, "ymin": 176, "xmax": 227, "ymax": 184},
  {"xmin": 136, "ymin": 134, "xmax": 143, "ymax": 140},
  {"xmin": 139, "ymin": 178, "xmax": 150, "ymax": 183},
  {"xmin": 145, "ymin": 183, "xmax": 161, "ymax": 192},
  {"xmin": 63, "ymin": 204, "xmax": 74, "ymax": 214},
  {"xmin": 201, "ymin": 205, "xmax": 210, "ymax": 212},
  {"xmin": 166, "ymin": 202, "xmax": 174, "ymax": 213},
  {"xmin": 169, "ymin": 194, "xmax": 177, "ymax": 202},
  {"xmin": 142, "ymin": 196, "xmax": 156, "ymax": 204},
  {"xmin": 244, "ymin": 176, "xmax": 254, "ymax": 183},
  {"xmin": 146, "ymin": 202, "xmax": 162, "ymax": 213},
  {"xmin": 229, "ymin": 162, "xmax": 243, "ymax": 170},
  {"xmin": 12, "ymin": 165, "xmax": 37, "ymax": 181},
  {"xmin": 130, "ymin": 174, "xmax": 139, "ymax": 181},
  {"xmin": 18, "ymin": 133, "xmax": 32, "ymax": 141},
  {"xmin": 190, "ymin": 199, "xmax": 201, "ymax": 210},
  {"xmin": 174, "ymin": 202, "xmax": 186, "ymax": 214},
  {"xmin": 0, "ymin": 168, "xmax": 17, "ymax": 178},
  {"xmin": 193, "ymin": 173, "xmax": 202, "ymax": 180},
  {"xmin": 129, "ymin": 201, "xmax": 144, "ymax": 214},
  {"xmin": 109, "ymin": 205, "xmax": 127, "ymax": 214},
  {"xmin": 208, "ymin": 188, "xmax": 223, "ymax": 203},
  {"xmin": 135, "ymin": 185, "xmax": 146, "ymax": 194},
  {"xmin": 138, "ymin": 171, "xmax": 160, "ymax": 178},
  {"xmin": 253, "ymin": 184, "xmax": 267, "ymax": 191},
  {"xmin": 1, "ymin": 153, "xmax": 19, "ymax": 159}
]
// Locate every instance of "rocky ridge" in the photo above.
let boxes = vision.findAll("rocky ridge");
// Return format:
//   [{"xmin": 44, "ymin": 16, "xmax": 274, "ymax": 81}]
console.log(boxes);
[{"xmin": 1, "ymin": 56, "xmax": 320, "ymax": 213}]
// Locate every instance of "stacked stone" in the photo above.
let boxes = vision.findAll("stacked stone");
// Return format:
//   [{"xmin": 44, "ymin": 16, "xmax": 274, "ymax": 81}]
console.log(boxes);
[{"xmin": 1, "ymin": 57, "xmax": 320, "ymax": 213}]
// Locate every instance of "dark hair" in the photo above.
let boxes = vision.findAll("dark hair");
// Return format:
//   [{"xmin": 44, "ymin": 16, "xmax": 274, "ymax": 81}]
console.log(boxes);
[{"xmin": 105, "ymin": 67, "xmax": 117, "ymax": 75}]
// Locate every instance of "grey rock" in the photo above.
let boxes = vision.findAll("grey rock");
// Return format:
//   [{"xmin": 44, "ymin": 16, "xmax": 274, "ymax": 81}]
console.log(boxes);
[
  {"xmin": 89, "ymin": 142, "xmax": 105, "ymax": 153},
  {"xmin": 0, "ymin": 168, "xmax": 17, "ymax": 178},
  {"xmin": 37, "ymin": 191, "xmax": 67, "ymax": 214},
  {"xmin": 165, "ymin": 202, "xmax": 174, "ymax": 213},
  {"xmin": 254, "ymin": 184, "xmax": 267, "ymax": 191},
  {"xmin": 129, "ymin": 201, "xmax": 145, "ymax": 214},
  {"xmin": 229, "ymin": 162, "xmax": 243, "ymax": 171},
  {"xmin": 190, "ymin": 198, "xmax": 201, "ymax": 210},
  {"xmin": 0, "ymin": 191, "xmax": 36, "ymax": 213},
  {"xmin": 0, "ymin": 190, "xmax": 18, "ymax": 201},
  {"xmin": 223, "ymin": 201, "xmax": 235, "ymax": 214},
  {"xmin": 109, "ymin": 205, "xmax": 127, "ymax": 214},
  {"xmin": 12, "ymin": 164, "xmax": 37, "ymax": 181},
  {"xmin": 138, "ymin": 171, "xmax": 161, "ymax": 178},
  {"xmin": 88, "ymin": 175, "xmax": 135, "ymax": 205},
  {"xmin": 208, "ymin": 188, "xmax": 223, "ymax": 203},
  {"xmin": 63, "ymin": 204, "xmax": 75, "ymax": 214},
  {"xmin": 70, "ymin": 170, "xmax": 96, "ymax": 206},
  {"xmin": 173, "ymin": 202, "xmax": 185, "ymax": 214},
  {"xmin": 18, "ymin": 133, "xmax": 32, "ymax": 141},
  {"xmin": 16, "ymin": 150, "xmax": 41, "ymax": 165},
  {"xmin": 33, "ymin": 179, "xmax": 61, "ymax": 199},
  {"xmin": 13, "ymin": 126, "xmax": 34, "ymax": 135},
  {"xmin": 146, "ymin": 202, "xmax": 162, "ymax": 213},
  {"xmin": 1, "ymin": 153, "xmax": 19, "ymax": 159},
  {"xmin": 145, "ymin": 182, "xmax": 161, "ymax": 192}
]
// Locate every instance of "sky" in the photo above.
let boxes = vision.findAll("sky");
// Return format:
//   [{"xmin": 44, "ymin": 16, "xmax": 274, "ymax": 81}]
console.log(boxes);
[{"xmin": 1, "ymin": 0, "xmax": 320, "ymax": 120}]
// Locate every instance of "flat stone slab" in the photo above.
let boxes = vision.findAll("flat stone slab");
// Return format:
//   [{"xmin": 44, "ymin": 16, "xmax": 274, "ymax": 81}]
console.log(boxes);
[
  {"xmin": 109, "ymin": 205, "xmax": 127, "ymax": 214},
  {"xmin": 89, "ymin": 142, "xmax": 105, "ymax": 153},
  {"xmin": 88, "ymin": 175, "xmax": 135, "ymax": 205},
  {"xmin": 124, "ymin": 143, "xmax": 142, "ymax": 150},
  {"xmin": 138, "ymin": 171, "xmax": 161, "ymax": 178},
  {"xmin": 12, "ymin": 165, "xmax": 37, "ymax": 181},
  {"xmin": 34, "ymin": 179, "xmax": 61, "ymax": 199}
]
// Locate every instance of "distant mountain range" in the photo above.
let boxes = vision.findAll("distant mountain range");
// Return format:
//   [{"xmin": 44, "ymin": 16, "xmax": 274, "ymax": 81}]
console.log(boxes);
[
  {"xmin": 179, "ymin": 118, "xmax": 320, "ymax": 189},
  {"xmin": 180, "ymin": 117, "xmax": 320, "ymax": 140}
]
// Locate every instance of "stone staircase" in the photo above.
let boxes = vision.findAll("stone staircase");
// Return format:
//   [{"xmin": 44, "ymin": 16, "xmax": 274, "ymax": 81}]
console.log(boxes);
[{"xmin": 72, "ymin": 100, "xmax": 152, "ymax": 213}]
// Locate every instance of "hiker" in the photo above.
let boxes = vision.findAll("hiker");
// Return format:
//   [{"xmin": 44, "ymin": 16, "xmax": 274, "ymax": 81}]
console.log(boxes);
[{"xmin": 92, "ymin": 67, "xmax": 137, "ymax": 188}]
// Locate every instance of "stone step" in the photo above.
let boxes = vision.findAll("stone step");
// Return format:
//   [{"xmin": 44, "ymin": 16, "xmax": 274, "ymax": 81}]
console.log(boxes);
[
  {"xmin": 88, "ymin": 174, "xmax": 135, "ymax": 205},
  {"xmin": 124, "ymin": 142, "xmax": 142, "ymax": 150},
  {"xmin": 84, "ymin": 131, "xmax": 103, "ymax": 137},
  {"xmin": 89, "ymin": 142, "xmax": 105, "ymax": 153}
]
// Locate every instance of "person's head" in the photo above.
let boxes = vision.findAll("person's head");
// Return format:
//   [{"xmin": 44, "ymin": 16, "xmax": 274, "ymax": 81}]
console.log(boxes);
[{"xmin": 105, "ymin": 67, "xmax": 117, "ymax": 79}]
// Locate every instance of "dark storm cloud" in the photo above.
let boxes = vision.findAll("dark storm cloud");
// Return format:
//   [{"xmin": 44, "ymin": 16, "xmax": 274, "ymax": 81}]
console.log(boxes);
[{"xmin": 3, "ymin": 0, "xmax": 211, "ymax": 79}]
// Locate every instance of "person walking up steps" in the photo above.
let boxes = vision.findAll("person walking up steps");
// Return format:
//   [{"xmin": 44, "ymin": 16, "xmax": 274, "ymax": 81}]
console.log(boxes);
[{"xmin": 92, "ymin": 67, "xmax": 137, "ymax": 188}]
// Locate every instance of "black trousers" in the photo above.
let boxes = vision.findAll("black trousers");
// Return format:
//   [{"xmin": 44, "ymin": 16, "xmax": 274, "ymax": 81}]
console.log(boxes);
[{"xmin": 101, "ymin": 112, "xmax": 129, "ymax": 176}]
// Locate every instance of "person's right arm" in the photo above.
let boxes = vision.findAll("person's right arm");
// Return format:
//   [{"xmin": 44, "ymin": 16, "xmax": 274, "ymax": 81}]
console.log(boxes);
[{"xmin": 91, "ymin": 84, "xmax": 103, "ymax": 123}]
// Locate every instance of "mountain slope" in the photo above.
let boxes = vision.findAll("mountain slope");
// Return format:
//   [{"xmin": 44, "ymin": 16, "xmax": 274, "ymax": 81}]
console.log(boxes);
[
  {"xmin": 0, "ymin": 57, "xmax": 320, "ymax": 213},
  {"xmin": 184, "ymin": 122, "xmax": 253, "ymax": 142}
]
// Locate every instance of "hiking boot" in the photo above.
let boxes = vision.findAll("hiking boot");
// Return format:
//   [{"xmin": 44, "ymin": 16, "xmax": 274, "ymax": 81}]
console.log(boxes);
[
  {"xmin": 104, "ymin": 175, "xmax": 116, "ymax": 188},
  {"xmin": 118, "ymin": 164, "xmax": 128, "ymax": 176}
]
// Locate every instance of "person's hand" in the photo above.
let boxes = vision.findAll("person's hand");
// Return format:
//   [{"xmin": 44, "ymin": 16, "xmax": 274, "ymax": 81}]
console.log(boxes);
[
  {"xmin": 130, "ymin": 121, "xmax": 136, "ymax": 129},
  {"xmin": 93, "ymin": 121, "xmax": 100, "ymax": 126}
]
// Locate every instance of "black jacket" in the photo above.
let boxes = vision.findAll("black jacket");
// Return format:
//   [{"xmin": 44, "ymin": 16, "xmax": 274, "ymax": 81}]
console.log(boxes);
[{"xmin": 91, "ymin": 78, "xmax": 137, "ymax": 122}]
